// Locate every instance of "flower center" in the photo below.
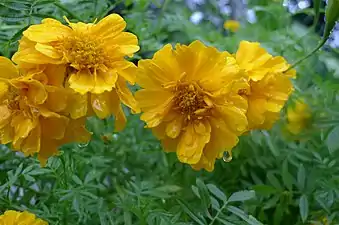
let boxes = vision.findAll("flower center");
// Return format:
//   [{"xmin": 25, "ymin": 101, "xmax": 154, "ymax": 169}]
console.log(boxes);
[
  {"xmin": 58, "ymin": 35, "xmax": 109, "ymax": 71},
  {"xmin": 174, "ymin": 83, "xmax": 207, "ymax": 117},
  {"xmin": 238, "ymin": 88, "xmax": 249, "ymax": 96}
]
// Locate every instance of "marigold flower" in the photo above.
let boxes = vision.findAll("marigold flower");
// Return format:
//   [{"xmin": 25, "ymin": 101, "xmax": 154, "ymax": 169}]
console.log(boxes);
[
  {"xmin": 0, "ymin": 57, "xmax": 91, "ymax": 165},
  {"xmin": 224, "ymin": 20, "xmax": 240, "ymax": 32},
  {"xmin": 135, "ymin": 41, "xmax": 248, "ymax": 171},
  {"xmin": 0, "ymin": 210, "xmax": 47, "ymax": 225},
  {"xmin": 235, "ymin": 41, "xmax": 296, "ymax": 130},
  {"xmin": 12, "ymin": 14, "xmax": 140, "ymax": 130},
  {"xmin": 286, "ymin": 98, "xmax": 311, "ymax": 134}
]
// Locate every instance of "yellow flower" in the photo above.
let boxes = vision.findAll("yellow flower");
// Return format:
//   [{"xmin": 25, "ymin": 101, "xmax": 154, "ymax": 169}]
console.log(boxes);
[
  {"xmin": 224, "ymin": 20, "xmax": 240, "ymax": 32},
  {"xmin": 286, "ymin": 98, "xmax": 311, "ymax": 134},
  {"xmin": 135, "ymin": 41, "xmax": 248, "ymax": 171},
  {"xmin": 0, "ymin": 57, "xmax": 91, "ymax": 165},
  {"xmin": 0, "ymin": 210, "xmax": 47, "ymax": 225},
  {"xmin": 235, "ymin": 41, "xmax": 296, "ymax": 130},
  {"xmin": 12, "ymin": 14, "xmax": 140, "ymax": 131}
]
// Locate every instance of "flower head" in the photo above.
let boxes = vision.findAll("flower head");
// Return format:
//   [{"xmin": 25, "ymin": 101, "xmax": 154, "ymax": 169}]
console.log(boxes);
[
  {"xmin": 135, "ymin": 41, "xmax": 248, "ymax": 171},
  {"xmin": 0, "ymin": 210, "xmax": 47, "ymax": 225},
  {"xmin": 224, "ymin": 20, "xmax": 240, "ymax": 33},
  {"xmin": 0, "ymin": 57, "xmax": 91, "ymax": 165},
  {"xmin": 235, "ymin": 41, "xmax": 295, "ymax": 130},
  {"xmin": 286, "ymin": 98, "xmax": 311, "ymax": 134},
  {"xmin": 12, "ymin": 14, "xmax": 140, "ymax": 130}
]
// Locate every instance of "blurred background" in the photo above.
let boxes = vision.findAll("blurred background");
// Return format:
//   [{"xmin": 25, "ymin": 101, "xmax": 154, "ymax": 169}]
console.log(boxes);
[{"xmin": 1, "ymin": 0, "xmax": 339, "ymax": 225}]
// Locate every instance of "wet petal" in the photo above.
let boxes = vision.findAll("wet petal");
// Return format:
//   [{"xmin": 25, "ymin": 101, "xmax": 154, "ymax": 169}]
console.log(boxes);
[{"xmin": 177, "ymin": 122, "xmax": 211, "ymax": 164}]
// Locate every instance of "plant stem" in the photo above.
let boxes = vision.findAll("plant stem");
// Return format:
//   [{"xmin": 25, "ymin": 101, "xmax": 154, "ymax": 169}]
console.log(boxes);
[
  {"xmin": 286, "ymin": 38, "xmax": 328, "ymax": 71},
  {"xmin": 54, "ymin": 2, "xmax": 82, "ymax": 21},
  {"xmin": 208, "ymin": 202, "xmax": 227, "ymax": 225}
]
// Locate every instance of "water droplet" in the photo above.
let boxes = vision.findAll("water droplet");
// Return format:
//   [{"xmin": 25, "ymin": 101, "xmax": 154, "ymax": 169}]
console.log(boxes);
[
  {"xmin": 223, "ymin": 151, "xmax": 233, "ymax": 163},
  {"xmin": 77, "ymin": 142, "xmax": 89, "ymax": 148}
]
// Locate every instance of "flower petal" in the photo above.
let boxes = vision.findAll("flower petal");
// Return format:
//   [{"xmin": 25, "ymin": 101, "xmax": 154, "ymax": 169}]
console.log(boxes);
[
  {"xmin": 68, "ymin": 70, "xmax": 95, "ymax": 94},
  {"xmin": 23, "ymin": 19, "xmax": 71, "ymax": 43},
  {"xmin": 115, "ymin": 77, "xmax": 140, "ymax": 113},
  {"xmin": 0, "ymin": 57, "xmax": 19, "ymax": 79},
  {"xmin": 177, "ymin": 121, "xmax": 211, "ymax": 164},
  {"xmin": 91, "ymin": 14, "xmax": 126, "ymax": 39}
]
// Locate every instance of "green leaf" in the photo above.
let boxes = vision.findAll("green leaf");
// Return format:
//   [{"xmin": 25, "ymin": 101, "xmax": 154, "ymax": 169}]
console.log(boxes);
[
  {"xmin": 124, "ymin": 211, "xmax": 132, "ymax": 225},
  {"xmin": 252, "ymin": 185, "xmax": 277, "ymax": 196},
  {"xmin": 326, "ymin": 126, "xmax": 339, "ymax": 153},
  {"xmin": 282, "ymin": 160, "xmax": 294, "ymax": 191},
  {"xmin": 72, "ymin": 175, "xmax": 83, "ymax": 185},
  {"xmin": 228, "ymin": 190, "xmax": 255, "ymax": 203},
  {"xmin": 313, "ymin": 0, "xmax": 321, "ymax": 25},
  {"xmin": 196, "ymin": 179, "xmax": 211, "ymax": 217},
  {"xmin": 227, "ymin": 206, "xmax": 263, "ymax": 225},
  {"xmin": 297, "ymin": 164, "xmax": 306, "ymax": 190},
  {"xmin": 177, "ymin": 200, "xmax": 206, "ymax": 225},
  {"xmin": 324, "ymin": 0, "xmax": 339, "ymax": 40},
  {"xmin": 207, "ymin": 184, "xmax": 227, "ymax": 202},
  {"xmin": 155, "ymin": 185, "xmax": 182, "ymax": 193},
  {"xmin": 273, "ymin": 204, "xmax": 283, "ymax": 225},
  {"xmin": 267, "ymin": 172, "xmax": 282, "ymax": 190},
  {"xmin": 299, "ymin": 195, "xmax": 309, "ymax": 223}
]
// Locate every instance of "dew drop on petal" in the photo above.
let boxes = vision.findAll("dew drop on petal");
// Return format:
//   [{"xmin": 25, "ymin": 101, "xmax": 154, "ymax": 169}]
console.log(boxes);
[{"xmin": 223, "ymin": 151, "xmax": 233, "ymax": 163}]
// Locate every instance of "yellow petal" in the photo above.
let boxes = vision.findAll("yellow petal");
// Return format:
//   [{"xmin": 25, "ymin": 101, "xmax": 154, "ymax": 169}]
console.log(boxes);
[
  {"xmin": 45, "ymin": 86, "xmax": 68, "ymax": 112},
  {"xmin": 135, "ymin": 89, "xmax": 172, "ymax": 111},
  {"xmin": 12, "ymin": 47, "xmax": 62, "ymax": 65},
  {"xmin": 66, "ymin": 90, "xmax": 88, "ymax": 119},
  {"xmin": 114, "ymin": 60, "xmax": 137, "ymax": 84},
  {"xmin": 10, "ymin": 78, "xmax": 47, "ymax": 105},
  {"xmin": 68, "ymin": 70, "xmax": 95, "ymax": 94},
  {"xmin": 60, "ymin": 117, "xmax": 91, "ymax": 144},
  {"xmin": 165, "ymin": 115, "xmax": 183, "ymax": 138},
  {"xmin": 0, "ymin": 81, "xmax": 9, "ymax": 101},
  {"xmin": 21, "ymin": 126, "xmax": 41, "ymax": 156},
  {"xmin": 40, "ymin": 116, "xmax": 69, "ymax": 140},
  {"xmin": 0, "ymin": 123, "xmax": 14, "ymax": 144},
  {"xmin": 140, "ymin": 96, "xmax": 173, "ymax": 128},
  {"xmin": 215, "ymin": 105, "xmax": 248, "ymax": 134},
  {"xmin": 91, "ymin": 91, "xmax": 112, "ymax": 119},
  {"xmin": 108, "ymin": 32, "xmax": 139, "ymax": 56},
  {"xmin": 11, "ymin": 113, "xmax": 36, "ymax": 144},
  {"xmin": 0, "ymin": 105, "xmax": 11, "ymax": 129},
  {"xmin": 93, "ymin": 69, "xmax": 118, "ymax": 94},
  {"xmin": 109, "ymin": 90, "xmax": 127, "ymax": 131},
  {"xmin": 91, "ymin": 14, "xmax": 126, "ymax": 39},
  {"xmin": 177, "ymin": 121, "xmax": 211, "ymax": 164},
  {"xmin": 162, "ymin": 137, "xmax": 179, "ymax": 153},
  {"xmin": 38, "ymin": 138, "xmax": 59, "ymax": 166},
  {"xmin": 209, "ymin": 118, "xmax": 239, "ymax": 152},
  {"xmin": 0, "ymin": 56, "xmax": 19, "ymax": 79},
  {"xmin": 115, "ymin": 77, "xmax": 140, "ymax": 113},
  {"xmin": 43, "ymin": 64, "xmax": 67, "ymax": 87},
  {"xmin": 35, "ymin": 43, "xmax": 62, "ymax": 59},
  {"xmin": 23, "ymin": 20, "xmax": 72, "ymax": 43}
]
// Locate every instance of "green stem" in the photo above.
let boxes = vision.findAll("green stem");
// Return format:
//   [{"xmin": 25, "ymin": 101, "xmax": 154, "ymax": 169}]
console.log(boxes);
[
  {"xmin": 54, "ymin": 2, "xmax": 82, "ymax": 21},
  {"xmin": 208, "ymin": 202, "xmax": 227, "ymax": 225},
  {"xmin": 286, "ymin": 38, "xmax": 328, "ymax": 71},
  {"xmin": 159, "ymin": 0, "xmax": 171, "ymax": 24}
]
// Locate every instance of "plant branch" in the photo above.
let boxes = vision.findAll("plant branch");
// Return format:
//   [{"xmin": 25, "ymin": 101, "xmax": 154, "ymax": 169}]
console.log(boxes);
[{"xmin": 54, "ymin": 2, "xmax": 82, "ymax": 21}]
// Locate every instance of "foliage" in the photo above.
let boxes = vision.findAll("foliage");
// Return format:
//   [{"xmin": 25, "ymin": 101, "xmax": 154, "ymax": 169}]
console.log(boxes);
[{"xmin": 0, "ymin": 0, "xmax": 339, "ymax": 224}]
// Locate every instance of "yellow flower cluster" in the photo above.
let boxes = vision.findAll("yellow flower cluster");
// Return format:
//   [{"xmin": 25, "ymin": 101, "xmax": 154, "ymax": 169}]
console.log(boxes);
[
  {"xmin": 286, "ymin": 98, "xmax": 311, "ymax": 134},
  {"xmin": 0, "ymin": 14, "xmax": 139, "ymax": 164},
  {"xmin": 136, "ymin": 40, "xmax": 295, "ymax": 171},
  {"xmin": 0, "ymin": 14, "xmax": 295, "ymax": 171},
  {"xmin": 0, "ymin": 210, "xmax": 47, "ymax": 225},
  {"xmin": 224, "ymin": 20, "xmax": 240, "ymax": 33}
]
